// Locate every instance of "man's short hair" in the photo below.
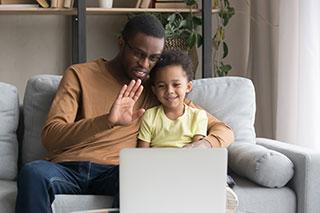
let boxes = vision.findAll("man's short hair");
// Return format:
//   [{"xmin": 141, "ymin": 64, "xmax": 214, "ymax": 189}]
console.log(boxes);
[
  {"xmin": 150, "ymin": 50, "xmax": 194, "ymax": 83},
  {"xmin": 121, "ymin": 14, "xmax": 165, "ymax": 41}
]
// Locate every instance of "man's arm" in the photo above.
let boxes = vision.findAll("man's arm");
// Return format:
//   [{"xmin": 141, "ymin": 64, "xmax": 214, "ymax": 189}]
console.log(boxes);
[
  {"xmin": 184, "ymin": 99, "xmax": 234, "ymax": 148},
  {"xmin": 42, "ymin": 68, "xmax": 144, "ymax": 153}
]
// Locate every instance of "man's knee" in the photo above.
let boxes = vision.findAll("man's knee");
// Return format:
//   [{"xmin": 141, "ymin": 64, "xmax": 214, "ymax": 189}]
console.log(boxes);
[{"xmin": 18, "ymin": 160, "xmax": 51, "ymax": 184}]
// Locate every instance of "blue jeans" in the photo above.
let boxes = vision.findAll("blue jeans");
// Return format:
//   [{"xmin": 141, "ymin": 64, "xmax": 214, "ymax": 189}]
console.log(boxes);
[{"xmin": 15, "ymin": 160, "xmax": 119, "ymax": 213}]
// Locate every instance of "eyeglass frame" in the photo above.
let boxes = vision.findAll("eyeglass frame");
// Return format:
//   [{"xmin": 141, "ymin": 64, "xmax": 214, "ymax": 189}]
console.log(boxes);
[{"xmin": 124, "ymin": 41, "xmax": 162, "ymax": 65}]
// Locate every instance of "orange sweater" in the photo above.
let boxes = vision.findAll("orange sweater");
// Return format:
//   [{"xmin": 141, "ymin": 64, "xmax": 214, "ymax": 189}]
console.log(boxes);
[{"xmin": 42, "ymin": 58, "xmax": 234, "ymax": 165}]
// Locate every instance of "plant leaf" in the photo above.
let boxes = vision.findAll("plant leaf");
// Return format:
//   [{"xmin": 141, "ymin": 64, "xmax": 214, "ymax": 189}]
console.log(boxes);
[
  {"xmin": 187, "ymin": 33, "xmax": 197, "ymax": 50},
  {"xmin": 197, "ymin": 34, "xmax": 203, "ymax": 48},
  {"xmin": 192, "ymin": 16, "xmax": 202, "ymax": 26},
  {"xmin": 184, "ymin": 0, "xmax": 197, "ymax": 6},
  {"xmin": 167, "ymin": 13, "xmax": 176, "ymax": 24},
  {"xmin": 223, "ymin": 42, "xmax": 228, "ymax": 58},
  {"xmin": 220, "ymin": 64, "xmax": 232, "ymax": 76}
]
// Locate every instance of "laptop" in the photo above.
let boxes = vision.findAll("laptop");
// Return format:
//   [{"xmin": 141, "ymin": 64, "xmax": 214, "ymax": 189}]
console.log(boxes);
[{"xmin": 120, "ymin": 148, "xmax": 227, "ymax": 213}]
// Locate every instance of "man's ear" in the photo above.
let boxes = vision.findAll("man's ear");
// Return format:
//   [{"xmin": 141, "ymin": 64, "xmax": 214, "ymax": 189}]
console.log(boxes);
[
  {"xmin": 186, "ymin": 81, "xmax": 193, "ymax": 93},
  {"xmin": 118, "ymin": 36, "xmax": 125, "ymax": 49},
  {"xmin": 151, "ymin": 85, "xmax": 156, "ymax": 94}
]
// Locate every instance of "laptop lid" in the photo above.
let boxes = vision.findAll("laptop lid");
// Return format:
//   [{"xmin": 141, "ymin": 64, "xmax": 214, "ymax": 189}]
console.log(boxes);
[{"xmin": 120, "ymin": 148, "xmax": 227, "ymax": 213}]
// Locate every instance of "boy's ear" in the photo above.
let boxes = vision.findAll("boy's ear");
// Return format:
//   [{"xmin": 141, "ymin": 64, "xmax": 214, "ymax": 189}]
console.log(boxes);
[{"xmin": 186, "ymin": 81, "xmax": 193, "ymax": 93}]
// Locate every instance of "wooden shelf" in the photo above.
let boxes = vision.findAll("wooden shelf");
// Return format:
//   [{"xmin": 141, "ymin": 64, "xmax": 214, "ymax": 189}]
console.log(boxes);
[
  {"xmin": 0, "ymin": 8, "xmax": 76, "ymax": 15},
  {"xmin": 0, "ymin": 7, "xmax": 219, "ymax": 15},
  {"xmin": 86, "ymin": 8, "xmax": 219, "ymax": 15}
]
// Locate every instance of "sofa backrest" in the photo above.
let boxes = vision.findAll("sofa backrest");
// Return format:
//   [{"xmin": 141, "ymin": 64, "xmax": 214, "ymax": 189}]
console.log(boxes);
[
  {"xmin": 21, "ymin": 75, "xmax": 256, "ymax": 165},
  {"xmin": 0, "ymin": 82, "xmax": 19, "ymax": 180},
  {"xmin": 22, "ymin": 75, "xmax": 62, "ymax": 165},
  {"xmin": 187, "ymin": 77, "xmax": 256, "ymax": 144}
]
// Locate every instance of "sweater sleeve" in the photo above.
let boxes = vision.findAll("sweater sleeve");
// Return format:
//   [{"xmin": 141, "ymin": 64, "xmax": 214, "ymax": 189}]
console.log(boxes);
[
  {"xmin": 185, "ymin": 99, "xmax": 234, "ymax": 148},
  {"xmin": 41, "ymin": 67, "xmax": 114, "ymax": 153}
]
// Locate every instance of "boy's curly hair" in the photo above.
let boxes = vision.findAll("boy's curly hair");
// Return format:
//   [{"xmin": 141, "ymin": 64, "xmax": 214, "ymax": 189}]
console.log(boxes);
[{"xmin": 150, "ymin": 50, "xmax": 194, "ymax": 83}]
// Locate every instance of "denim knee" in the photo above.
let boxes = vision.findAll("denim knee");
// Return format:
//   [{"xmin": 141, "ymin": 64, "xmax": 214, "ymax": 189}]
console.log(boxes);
[{"xmin": 18, "ymin": 160, "xmax": 48, "ymax": 182}]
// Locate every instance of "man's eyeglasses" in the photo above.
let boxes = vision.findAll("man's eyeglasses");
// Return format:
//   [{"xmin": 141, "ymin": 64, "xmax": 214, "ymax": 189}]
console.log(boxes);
[{"xmin": 125, "ymin": 41, "xmax": 161, "ymax": 64}]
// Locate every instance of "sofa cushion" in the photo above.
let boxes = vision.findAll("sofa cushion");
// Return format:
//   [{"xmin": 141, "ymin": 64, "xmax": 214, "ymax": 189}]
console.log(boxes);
[
  {"xmin": 0, "ymin": 82, "xmax": 19, "ymax": 180},
  {"xmin": 228, "ymin": 142, "xmax": 294, "ymax": 188},
  {"xmin": 232, "ymin": 175, "xmax": 296, "ymax": 213},
  {"xmin": 22, "ymin": 75, "xmax": 62, "ymax": 165},
  {"xmin": 188, "ymin": 77, "xmax": 256, "ymax": 144},
  {"xmin": 0, "ymin": 180, "xmax": 17, "ymax": 213},
  {"xmin": 52, "ymin": 194, "xmax": 113, "ymax": 213}
]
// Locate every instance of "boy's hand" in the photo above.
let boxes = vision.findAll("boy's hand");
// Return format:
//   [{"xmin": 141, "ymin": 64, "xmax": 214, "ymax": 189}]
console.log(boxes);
[
  {"xmin": 107, "ymin": 79, "xmax": 145, "ymax": 126},
  {"xmin": 183, "ymin": 140, "xmax": 211, "ymax": 149}
]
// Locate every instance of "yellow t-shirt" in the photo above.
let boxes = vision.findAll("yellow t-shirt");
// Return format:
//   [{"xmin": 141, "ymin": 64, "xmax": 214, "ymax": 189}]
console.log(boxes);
[{"xmin": 138, "ymin": 104, "xmax": 208, "ymax": 148}]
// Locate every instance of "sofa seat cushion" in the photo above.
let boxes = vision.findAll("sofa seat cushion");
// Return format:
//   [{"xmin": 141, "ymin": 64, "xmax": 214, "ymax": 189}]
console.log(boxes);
[
  {"xmin": 52, "ymin": 194, "xmax": 113, "ymax": 213},
  {"xmin": 232, "ymin": 175, "xmax": 296, "ymax": 213},
  {"xmin": 0, "ymin": 180, "xmax": 17, "ymax": 213},
  {"xmin": 0, "ymin": 82, "xmax": 19, "ymax": 180},
  {"xmin": 228, "ymin": 142, "xmax": 294, "ymax": 188},
  {"xmin": 188, "ymin": 77, "xmax": 256, "ymax": 144}
]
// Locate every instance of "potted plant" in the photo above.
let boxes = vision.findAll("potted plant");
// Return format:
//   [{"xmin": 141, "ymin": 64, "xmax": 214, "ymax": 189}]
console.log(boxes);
[
  {"xmin": 152, "ymin": 0, "xmax": 202, "ymax": 73},
  {"xmin": 157, "ymin": 0, "xmax": 202, "ymax": 51},
  {"xmin": 157, "ymin": 0, "xmax": 234, "ymax": 77}
]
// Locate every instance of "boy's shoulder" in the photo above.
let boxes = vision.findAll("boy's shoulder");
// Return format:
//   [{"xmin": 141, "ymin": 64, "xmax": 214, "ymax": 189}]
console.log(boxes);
[
  {"xmin": 144, "ymin": 105, "xmax": 162, "ymax": 114},
  {"xmin": 185, "ymin": 104, "xmax": 206, "ymax": 114},
  {"xmin": 142, "ymin": 105, "xmax": 163, "ymax": 122}
]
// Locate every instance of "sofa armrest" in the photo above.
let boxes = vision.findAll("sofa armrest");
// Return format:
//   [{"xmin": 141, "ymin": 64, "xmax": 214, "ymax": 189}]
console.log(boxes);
[{"xmin": 257, "ymin": 137, "xmax": 320, "ymax": 213}]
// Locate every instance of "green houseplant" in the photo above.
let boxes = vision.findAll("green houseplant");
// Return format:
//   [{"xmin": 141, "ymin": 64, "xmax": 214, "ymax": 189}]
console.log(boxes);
[
  {"xmin": 152, "ymin": 0, "xmax": 203, "ymax": 73},
  {"xmin": 213, "ymin": 0, "xmax": 235, "ymax": 76},
  {"xmin": 158, "ymin": 0, "xmax": 202, "ymax": 51},
  {"xmin": 157, "ymin": 0, "xmax": 234, "ymax": 77}
]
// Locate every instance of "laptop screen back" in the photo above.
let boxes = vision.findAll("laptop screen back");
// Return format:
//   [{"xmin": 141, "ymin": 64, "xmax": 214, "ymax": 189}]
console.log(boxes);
[{"xmin": 120, "ymin": 148, "xmax": 227, "ymax": 213}]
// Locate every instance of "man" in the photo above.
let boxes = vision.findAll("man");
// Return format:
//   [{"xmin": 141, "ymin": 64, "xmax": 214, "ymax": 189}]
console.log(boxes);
[{"xmin": 16, "ymin": 14, "xmax": 234, "ymax": 213}]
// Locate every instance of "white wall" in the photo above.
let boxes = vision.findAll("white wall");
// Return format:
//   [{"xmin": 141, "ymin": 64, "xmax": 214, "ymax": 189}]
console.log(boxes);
[
  {"xmin": 0, "ymin": 14, "xmax": 128, "ymax": 102},
  {"xmin": 0, "ymin": 15, "xmax": 70, "ymax": 102},
  {"xmin": 0, "ymin": 0, "xmax": 135, "ymax": 102}
]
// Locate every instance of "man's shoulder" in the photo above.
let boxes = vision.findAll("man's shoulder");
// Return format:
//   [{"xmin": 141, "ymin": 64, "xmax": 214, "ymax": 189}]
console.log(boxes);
[
  {"xmin": 60, "ymin": 58, "xmax": 111, "ymax": 87},
  {"xmin": 71, "ymin": 58, "xmax": 104, "ymax": 68},
  {"xmin": 69, "ymin": 58, "xmax": 105, "ymax": 74}
]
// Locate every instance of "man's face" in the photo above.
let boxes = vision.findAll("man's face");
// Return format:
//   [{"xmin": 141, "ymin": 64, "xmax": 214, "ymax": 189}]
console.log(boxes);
[{"xmin": 120, "ymin": 32, "xmax": 164, "ymax": 81}]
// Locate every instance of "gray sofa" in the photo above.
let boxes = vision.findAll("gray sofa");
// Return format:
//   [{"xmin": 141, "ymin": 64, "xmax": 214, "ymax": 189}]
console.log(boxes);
[{"xmin": 0, "ymin": 75, "xmax": 319, "ymax": 213}]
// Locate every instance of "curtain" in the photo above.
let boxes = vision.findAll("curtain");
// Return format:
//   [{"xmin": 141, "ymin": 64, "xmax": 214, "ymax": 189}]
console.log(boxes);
[
  {"xmin": 276, "ymin": 0, "xmax": 320, "ymax": 149},
  {"xmin": 227, "ymin": 0, "xmax": 320, "ymax": 149}
]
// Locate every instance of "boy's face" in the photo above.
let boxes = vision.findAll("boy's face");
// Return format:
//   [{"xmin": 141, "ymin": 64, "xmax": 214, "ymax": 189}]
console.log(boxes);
[{"xmin": 152, "ymin": 65, "xmax": 192, "ymax": 111}]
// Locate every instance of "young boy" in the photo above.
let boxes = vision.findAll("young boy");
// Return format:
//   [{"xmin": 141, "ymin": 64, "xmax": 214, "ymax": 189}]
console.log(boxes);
[
  {"xmin": 137, "ymin": 50, "xmax": 208, "ymax": 148},
  {"xmin": 137, "ymin": 50, "xmax": 238, "ymax": 212}
]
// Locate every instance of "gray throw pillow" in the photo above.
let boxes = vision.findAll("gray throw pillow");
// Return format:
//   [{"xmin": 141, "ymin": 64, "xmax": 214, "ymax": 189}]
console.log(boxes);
[
  {"xmin": 188, "ymin": 77, "xmax": 256, "ymax": 144},
  {"xmin": 0, "ymin": 82, "xmax": 19, "ymax": 180},
  {"xmin": 228, "ymin": 142, "xmax": 294, "ymax": 188},
  {"xmin": 22, "ymin": 75, "xmax": 62, "ymax": 165}
]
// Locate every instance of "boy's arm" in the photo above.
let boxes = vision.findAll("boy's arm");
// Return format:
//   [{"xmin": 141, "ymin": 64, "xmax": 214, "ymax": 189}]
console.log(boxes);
[
  {"xmin": 137, "ymin": 139, "xmax": 151, "ymax": 148},
  {"xmin": 192, "ymin": 135, "xmax": 205, "ymax": 142},
  {"xmin": 185, "ymin": 99, "xmax": 234, "ymax": 148}
]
